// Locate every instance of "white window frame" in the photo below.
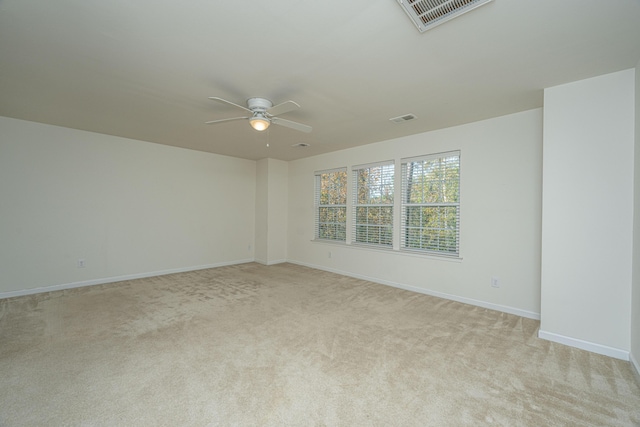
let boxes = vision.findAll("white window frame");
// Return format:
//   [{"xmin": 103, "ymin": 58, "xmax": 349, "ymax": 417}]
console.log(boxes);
[
  {"xmin": 400, "ymin": 151, "xmax": 460, "ymax": 257},
  {"xmin": 314, "ymin": 168, "xmax": 347, "ymax": 242},
  {"xmin": 352, "ymin": 161, "xmax": 395, "ymax": 248}
]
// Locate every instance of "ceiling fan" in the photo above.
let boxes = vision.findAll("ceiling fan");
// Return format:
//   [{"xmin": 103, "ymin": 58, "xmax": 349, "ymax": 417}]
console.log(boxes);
[{"xmin": 206, "ymin": 97, "xmax": 312, "ymax": 133}]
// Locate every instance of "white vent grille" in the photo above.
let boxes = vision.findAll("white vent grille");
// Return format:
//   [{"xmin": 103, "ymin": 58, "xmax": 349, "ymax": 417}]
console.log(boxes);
[
  {"xmin": 390, "ymin": 113, "xmax": 417, "ymax": 124},
  {"xmin": 397, "ymin": 0, "xmax": 493, "ymax": 33}
]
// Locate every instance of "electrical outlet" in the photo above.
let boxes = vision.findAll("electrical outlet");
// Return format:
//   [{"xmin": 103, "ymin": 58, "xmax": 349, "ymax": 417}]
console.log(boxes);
[
  {"xmin": 491, "ymin": 276, "xmax": 500, "ymax": 288},
  {"xmin": 77, "ymin": 259, "xmax": 86, "ymax": 268},
  {"xmin": 328, "ymin": 251, "xmax": 332, "ymax": 259}
]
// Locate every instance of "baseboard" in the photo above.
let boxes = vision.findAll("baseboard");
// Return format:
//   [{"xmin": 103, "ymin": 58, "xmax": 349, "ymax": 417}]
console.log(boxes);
[
  {"xmin": 631, "ymin": 352, "xmax": 640, "ymax": 384},
  {"xmin": 0, "ymin": 258, "xmax": 255, "ymax": 300},
  {"xmin": 538, "ymin": 330, "xmax": 629, "ymax": 361},
  {"xmin": 255, "ymin": 259, "xmax": 287, "ymax": 266},
  {"xmin": 287, "ymin": 260, "xmax": 540, "ymax": 320}
]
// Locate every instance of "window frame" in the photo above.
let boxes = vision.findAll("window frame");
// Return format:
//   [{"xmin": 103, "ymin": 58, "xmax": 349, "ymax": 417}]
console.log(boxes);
[
  {"xmin": 351, "ymin": 161, "xmax": 395, "ymax": 248},
  {"xmin": 400, "ymin": 151, "xmax": 461, "ymax": 257},
  {"xmin": 314, "ymin": 167, "xmax": 348, "ymax": 242}
]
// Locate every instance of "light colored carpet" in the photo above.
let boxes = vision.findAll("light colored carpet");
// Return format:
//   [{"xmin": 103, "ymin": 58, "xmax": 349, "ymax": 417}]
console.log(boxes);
[{"xmin": 1, "ymin": 262, "xmax": 639, "ymax": 426}]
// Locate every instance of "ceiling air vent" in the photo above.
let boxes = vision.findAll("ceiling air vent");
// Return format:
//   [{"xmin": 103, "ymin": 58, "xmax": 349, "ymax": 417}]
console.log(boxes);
[
  {"xmin": 390, "ymin": 113, "xmax": 417, "ymax": 124},
  {"xmin": 397, "ymin": 0, "xmax": 493, "ymax": 33}
]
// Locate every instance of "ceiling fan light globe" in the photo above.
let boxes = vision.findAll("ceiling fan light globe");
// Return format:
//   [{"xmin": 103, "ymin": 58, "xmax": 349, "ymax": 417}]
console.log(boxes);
[{"xmin": 250, "ymin": 117, "xmax": 270, "ymax": 131}]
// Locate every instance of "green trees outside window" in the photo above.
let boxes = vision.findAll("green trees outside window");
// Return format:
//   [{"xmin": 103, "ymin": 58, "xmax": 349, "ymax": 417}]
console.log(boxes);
[
  {"xmin": 353, "ymin": 163, "xmax": 394, "ymax": 246},
  {"xmin": 314, "ymin": 151, "xmax": 460, "ymax": 257},
  {"xmin": 401, "ymin": 152, "xmax": 460, "ymax": 255},
  {"xmin": 315, "ymin": 169, "xmax": 347, "ymax": 241}
]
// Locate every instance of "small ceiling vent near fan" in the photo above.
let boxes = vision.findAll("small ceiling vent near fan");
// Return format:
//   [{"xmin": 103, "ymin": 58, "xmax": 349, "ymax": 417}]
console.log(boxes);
[
  {"xmin": 206, "ymin": 96, "xmax": 312, "ymax": 133},
  {"xmin": 397, "ymin": 0, "xmax": 493, "ymax": 33},
  {"xmin": 390, "ymin": 113, "xmax": 417, "ymax": 124}
]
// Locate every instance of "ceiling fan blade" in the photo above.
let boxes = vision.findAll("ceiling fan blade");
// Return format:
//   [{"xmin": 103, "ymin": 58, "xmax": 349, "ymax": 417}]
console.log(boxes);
[
  {"xmin": 271, "ymin": 117, "xmax": 312, "ymax": 133},
  {"xmin": 208, "ymin": 97, "xmax": 251, "ymax": 113},
  {"xmin": 267, "ymin": 100, "xmax": 300, "ymax": 116},
  {"xmin": 205, "ymin": 116, "xmax": 249, "ymax": 125}
]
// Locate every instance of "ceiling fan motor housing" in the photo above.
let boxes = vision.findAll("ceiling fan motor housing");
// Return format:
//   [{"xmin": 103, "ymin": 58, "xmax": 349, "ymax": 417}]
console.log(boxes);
[{"xmin": 247, "ymin": 98, "xmax": 273, "ymax": 113}]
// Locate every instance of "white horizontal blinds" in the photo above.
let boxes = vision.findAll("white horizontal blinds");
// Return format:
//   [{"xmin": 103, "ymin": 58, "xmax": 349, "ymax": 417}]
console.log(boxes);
[
  {"xmin": 352, "ymin": 161, "xmax": 394, "ymax": 247},
  {"xmin": 315, "ymin": 168, "xmax": 347, "ymax": 241},
  {"xmin": 401, "ymin": 151, "xmax": 460, "ymax": 255}
]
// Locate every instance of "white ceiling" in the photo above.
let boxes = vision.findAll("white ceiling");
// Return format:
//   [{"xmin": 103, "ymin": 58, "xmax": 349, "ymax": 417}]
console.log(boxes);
[{"xmin": 1, "ymin": 0, "xmax": 639, "ymax": 161}]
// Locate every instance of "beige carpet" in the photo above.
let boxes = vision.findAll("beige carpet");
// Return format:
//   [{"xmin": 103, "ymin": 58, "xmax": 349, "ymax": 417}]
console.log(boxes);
[{"xmin": 1, "ymin": 262, "xmax": 639, "ymax": 426}]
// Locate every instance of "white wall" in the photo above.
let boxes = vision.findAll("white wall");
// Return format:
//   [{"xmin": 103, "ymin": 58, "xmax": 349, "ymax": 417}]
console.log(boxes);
[
  {"xmin": 540, "ymin": 69, "xmax": 635, "ymax": 359},
  {"xmin": 287, "ymin": 109, "xmax": 543, "ymax": 318},
  {"xmin": 0, "ymin": 116, "xmax": 256, "ymax": 296},
  {"xmin": 632, "ymin": 61, "xmax": 640, "ymax": 373},
  {"xmin": 255, "ymin": 158, "xmax": 288, "ymax": 265},
  {"xmin": 266, "ymin": 159, "xmax": 288, "ymax": 264},
  {"xmin": 255, "ymin": 159, "xmax": 269, "ymax": 264}
]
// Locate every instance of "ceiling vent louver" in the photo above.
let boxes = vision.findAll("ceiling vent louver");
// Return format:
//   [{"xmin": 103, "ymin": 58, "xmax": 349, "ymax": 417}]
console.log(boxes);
[
  {"xmin": 390, "ymin": 113, "xmax": 417, "ymax": 124},
  {"xmin": 397, "ymin": 0, "xmax": 493, "ymax": 33}
]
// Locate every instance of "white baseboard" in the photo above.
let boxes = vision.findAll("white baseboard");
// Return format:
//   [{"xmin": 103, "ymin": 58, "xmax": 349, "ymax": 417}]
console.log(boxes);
[
  {"xmin": 631, "ymin": 352, "xmax": 640, "ymax": 383},
  {"xmin": 287, "ymin": 260, "xmax": 540, "ymax": 320},
  {"xmin": 255, "ymin": 259, "xmax": 287, "ymax": 266},
  {"xmin": 538, "ymin": 330, "xmax": 629, "ymax": 361},
  {"xmin": 0, "ymin": 258, "xmax": 255, "ymax": 300}
]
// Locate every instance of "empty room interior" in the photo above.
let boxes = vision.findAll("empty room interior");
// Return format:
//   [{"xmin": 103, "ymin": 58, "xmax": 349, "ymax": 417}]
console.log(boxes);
[{"xmin": 1, "ymin": 0, "xmax": 640, "ymax": 425}]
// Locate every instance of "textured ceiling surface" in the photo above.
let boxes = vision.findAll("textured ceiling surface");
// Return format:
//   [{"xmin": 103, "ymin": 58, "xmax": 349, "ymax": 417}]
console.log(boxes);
[{"xmin": 1, "ymin": 0, "xmax": 639, "ymax": 160}]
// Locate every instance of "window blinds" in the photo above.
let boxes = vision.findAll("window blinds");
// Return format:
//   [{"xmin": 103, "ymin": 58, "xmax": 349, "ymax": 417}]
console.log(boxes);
[
  {"xmin": 401, "ymin": 151, "xmax": 460, "ymax": 255},
  {"xmin": 352, "ymin": 161, "xmax": 395, "ymax": 247},
  {"xmin": 315, "ymin": 168, "xmax": 347, "ymax": 241}
]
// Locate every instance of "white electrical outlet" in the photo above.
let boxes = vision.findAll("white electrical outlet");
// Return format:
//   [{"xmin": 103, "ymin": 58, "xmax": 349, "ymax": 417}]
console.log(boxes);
[
  {"xmin": 328, "ymin": 251, "xmax": 332, "ymax": 259},
  {"xmin": 491, "ymin": 276, "xmax": 500, "ymax": 288},
  {"xmin": 77, "ymin": 259, "xmax": 86, "ymax": 268}
]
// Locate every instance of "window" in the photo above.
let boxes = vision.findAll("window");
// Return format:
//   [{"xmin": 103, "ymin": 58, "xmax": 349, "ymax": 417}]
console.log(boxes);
[
  {"xmin": 352, "ymin": 162, "xmax": 394, "ymax": 247},
  {"xmin": 315, "ymin": 168, "xmax": 347, "ymax": 241},
  {"xmin": 401, "ymin": 151, "xmax": 460, "ymax": 256}
]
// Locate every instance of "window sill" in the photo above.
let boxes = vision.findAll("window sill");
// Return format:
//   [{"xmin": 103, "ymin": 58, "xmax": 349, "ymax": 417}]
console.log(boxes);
[
  {"xmin": 397, "ymin": 248, "xmax": 462, "ymax": 262},
  {"xmin": 311, "ymin": 239, "xmax": 348, "ymax": 246},
  {"xmin": 311, "ymin": 239, "xmax": 462, "ymax": 262}
]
